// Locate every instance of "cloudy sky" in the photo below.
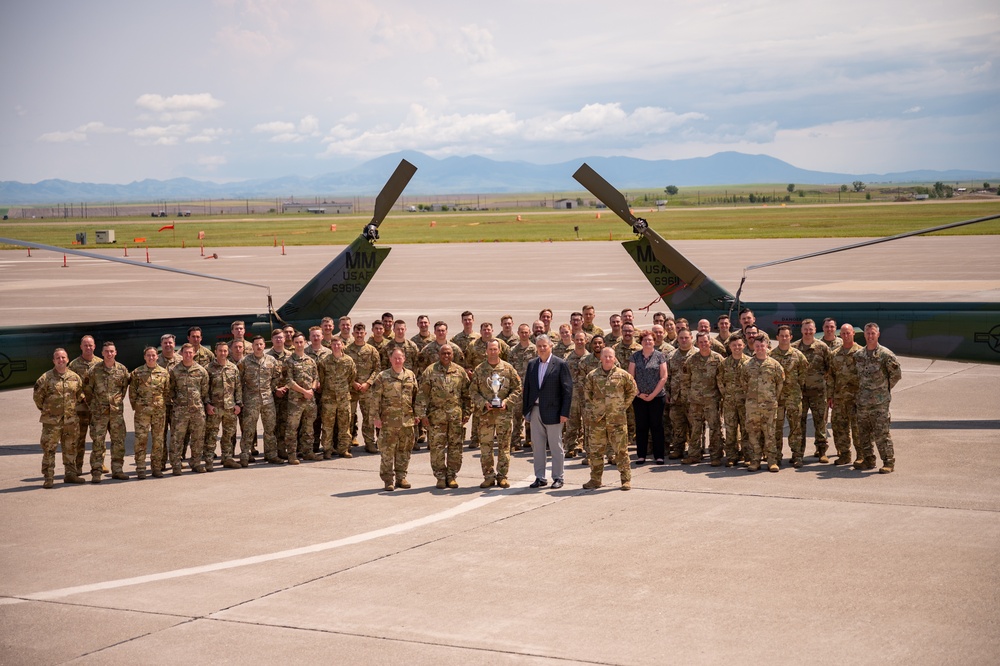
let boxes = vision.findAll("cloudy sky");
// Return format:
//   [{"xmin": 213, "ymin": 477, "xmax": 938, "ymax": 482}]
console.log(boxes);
[{"xmin": 2, "ymin": 0, "xmax": 997, "ymax": 184}]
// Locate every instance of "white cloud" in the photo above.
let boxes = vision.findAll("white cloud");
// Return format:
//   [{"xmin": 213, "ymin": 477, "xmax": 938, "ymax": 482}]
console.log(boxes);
[
  {"xmin": 37, "ymin": 121, "xmax": 124, "ymax": 143},
  {"xmin": 253, "ymin": 121, "xmax": 296, "ymax": 134},
  {"xmin": 453, "ymin": 24, "xmax": 495, "ymax": 63},
  {"xmin": 186, "ymin": 128, "xmax": 232, "ymax": 144},
  {"xmin": 38, "ymin": 129, "xmax": 86, "ymax": 143},
  {"xmin": 904, "ymin": 106, "xmax": 923, "ymax": 114},
  {"xmin": 298, "ymin": 114, "xmax": 319, "ymax": 134},
  {"xmin": 128, "ymin": 124, "xmax": 191, "ymax": 145},
  {"xmin": 319, "ymin": 102, "xmax": 707, "ymax": 159},
  {"xmin": 136, "ymin": 93, "xmax": 224, "ymax": 113},
  {"xmin": 135, "ymin": 93, "xmax": 224, "ymax": 122},
  {"xmin": 253, "ymin": 115, "xmax": 321, "ymax": 142}
]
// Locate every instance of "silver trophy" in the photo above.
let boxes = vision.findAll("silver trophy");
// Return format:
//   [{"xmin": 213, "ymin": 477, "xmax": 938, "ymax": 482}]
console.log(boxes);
[{"xmin": 489, "ymin": 372, "xmax": 503, "ymax": 408}]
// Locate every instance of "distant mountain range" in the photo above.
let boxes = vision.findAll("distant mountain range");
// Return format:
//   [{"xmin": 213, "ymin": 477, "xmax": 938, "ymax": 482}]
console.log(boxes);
[{"xmin": 2, "ymin": 151, "xmax": 998, "ymax": 204}]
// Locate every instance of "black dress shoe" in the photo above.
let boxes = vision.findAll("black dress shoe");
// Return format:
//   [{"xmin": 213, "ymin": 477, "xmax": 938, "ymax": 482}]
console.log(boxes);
[
  {"xmin": 529, "ymin": 477, "xmax": 548, "ymax": 488},
  {"xmin": 551, "ymin": 478, "xmax": 564, "ymax": 489}
]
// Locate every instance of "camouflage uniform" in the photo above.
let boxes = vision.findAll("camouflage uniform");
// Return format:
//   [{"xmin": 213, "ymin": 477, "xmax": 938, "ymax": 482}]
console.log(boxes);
[
  {"xmin": 552, "ymin": 338, "xmax": 574, "ymax": 360},
  {"xmin": 667, "ymin": 347, "xmax": 697, "ymax": 458},
  {"xmin": 792, "ymin": 338, "xmax": 834, "ymax": 459},
  {"xmin": 318, "ymin": 353, "xmax": 357, "ymax": 456},
  {"xmin": 192, "ymin": 345, "xmax": 214, "ymax": 368},
  {"xmin": 366, "ymin": 336, "xmax": 390, "ymax": 368},
  {"xmin": 284, "ymin": 353, "xmax": 319, "ymax": 461},
  {"xmin": 419, "ymin": 340, "xmax": 466, "ymax": 372},
  {"xmin": 582, "ymin": 323, "xmax": 605, "ymax": 338},
  {"xmin": 717, "ymin": 353, "xmax": 749, "ymax": 465},
  {"xmin": 656, "ymin": 341, "xmax": 676, "ymax": 355},
  {"xmin": 450, "ymin": 330, "xmax": 480, "ymax": 361},
  {"xmin": 822, "ymin": 336, "xmax": 844, "ymax": 353},
  {"xmin": 739, "ymin": 355, "xmax": 785, "ymax": 468},
  {"xmin": 465, "ymin": 337, "xmax": 510, "ymax": 370},
  {"xmin": 68, "ymin": 354, "xmax": 101, "ymax": 476},
  {"xmin": 470, "ymin": 359, "xmax": 522, "ymax": 486},
  {"xmin": 410, "ymin": 333, "xmax": 434, "ymax": 446},
  {"xmin": 346, "ymin": 341, "xmax": 381, "ymax": 452},
  {"xmin": 496, "ymin": 331, "xmax": 518, "ymax": 346},
  {"xmin": 33, "ymin": 367, "xmax": 85, "ymax": 484},
  {"xmin": 157, "ymin": 353, "xmax": 183, "ymax": 459},
  {"xmin": 84, "ymin": 361, "xmax": 130, "ymax": 477},
  {"xmin": 564, "ymin": 350, "xmax": 592, "ymax": 457},
  {"xmin": 265, "ymin": 346, "xmax": 291, "ymax": 456},
  {"xmin": 770, "ymin": 346, "xmax": 808, "ymax": 463},
  {"xmin": 715, "ymin": 333, "xmax": 731, "ymax": 356},
  {"xmin": 239, "ymin": 353, "xmax": 281, "ymax": 463},
  {"xmin": 708, "ymin": 337, "xmax": 727, "ymax": 356},
  {"xmin": 830, "ymin": 341, "xmax": 863, "ymax": 462},
  {"xmin": 204, "ymin": 357, "xmax": 242, "ymax": 467},
  {"xmin": 583, "ymin": 352, "xmax": 617, "ymax": 461},
  {"xmin": 128, "ymin": 363, "xmax": 170, "ymax": 475},
  {"xmin": 416, "ymin": 361, "xmax": 471, "ymax": 484},
  {"xmin": 855, "ymin": 344, "xmax": 902, "ymax": 470},
  {"xmin": 614, "ymin": 340, "xmax": 642, "ymax": 443},
  {"xmin": 603, "ymin": 332, "xmax": 622, "ymax": 349},
  {"xmin": 507, "ymin": 341, "xmax": 537, "ymax": 450},
  {"xmin": 383, "ymin": 338, "xmax": 421, "ymax": 372},
  {"xmin": 168, "ymin": 362, "xmax": 209, "ymax": 472},
  {"xmin": 462, "ymin": 335, "xmax": 502, "ymax": 452},
  {"xmin": 306, "ymin": 346, "xmax": 332, "ymax": 453},
  {"xmin": 370, "ymin": 366, "xmax": 419, "ymax": 486},
  {"xmin": 411, "ymin": 332, "xmax": 435, "ymax": 353},
  {"xmin": 583, "ymin": 365, "xmax": 638, "ymax": 487},
  {"xmin": 682, "ymin": 351, "xmax": 724, "ymax": 463}
]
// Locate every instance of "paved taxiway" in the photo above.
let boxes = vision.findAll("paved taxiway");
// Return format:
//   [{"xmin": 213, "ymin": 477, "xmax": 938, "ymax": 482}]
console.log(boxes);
[{"xmin": 1, "ymin": 237, "xmax": 999, "ymax": 665}]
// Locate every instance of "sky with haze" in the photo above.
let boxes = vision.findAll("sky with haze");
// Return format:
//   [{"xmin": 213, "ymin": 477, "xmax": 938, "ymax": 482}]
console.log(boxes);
[{"xmin": 1, "ymin": 0, "xmax": 997, "ymax": 185}]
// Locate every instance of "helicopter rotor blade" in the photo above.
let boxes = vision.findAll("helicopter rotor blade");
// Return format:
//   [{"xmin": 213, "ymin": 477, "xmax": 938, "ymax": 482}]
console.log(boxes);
[
  {"xmin": 572, "ymin": 163, "xmax": 640, "ymax": 229},
  {"xmin": 744, "ymin": 213, "xmax": 1000, "ymax": 272},
  {"xmin": 370, "ymin": 159, "xmax": 418, "ymax": 228},
  {"xmin": 0, "ymin": 237, "xmax": 271, "ymax": 295}
]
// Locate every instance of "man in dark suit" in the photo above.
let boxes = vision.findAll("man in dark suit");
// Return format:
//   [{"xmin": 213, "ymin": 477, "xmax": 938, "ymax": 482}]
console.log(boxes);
[{"xmin": 522, "ymin": 335, "xmax": 573, "ymax": 489}]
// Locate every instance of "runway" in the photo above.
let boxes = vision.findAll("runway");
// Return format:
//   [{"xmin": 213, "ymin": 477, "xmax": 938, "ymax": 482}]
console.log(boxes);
[{"xmin": 1, "ymin": 237, "xmax": 998, "ymax": 665}]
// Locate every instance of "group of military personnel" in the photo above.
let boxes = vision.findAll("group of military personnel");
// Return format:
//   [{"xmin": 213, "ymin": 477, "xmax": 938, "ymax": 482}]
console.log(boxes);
[{"xmin": 33, "ymin": 304, "xmax": 901, "ymax": 491}]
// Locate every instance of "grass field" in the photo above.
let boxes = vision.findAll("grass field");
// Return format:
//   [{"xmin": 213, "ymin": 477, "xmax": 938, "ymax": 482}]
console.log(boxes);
[{"xmin": 2, "ymin": 199, "xmax": 999, "ymax": 249}]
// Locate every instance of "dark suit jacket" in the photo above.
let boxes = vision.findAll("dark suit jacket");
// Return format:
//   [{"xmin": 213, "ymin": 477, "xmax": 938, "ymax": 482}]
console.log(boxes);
[{"xmin": 522, "ymin": 354, "xmax": 573, "ymax": 425}]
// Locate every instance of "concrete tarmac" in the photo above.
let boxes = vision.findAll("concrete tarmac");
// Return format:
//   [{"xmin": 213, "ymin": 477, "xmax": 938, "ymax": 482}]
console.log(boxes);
[{"xmin": 1, "ymin": 237, "xmax": 999, "ymax": 665}]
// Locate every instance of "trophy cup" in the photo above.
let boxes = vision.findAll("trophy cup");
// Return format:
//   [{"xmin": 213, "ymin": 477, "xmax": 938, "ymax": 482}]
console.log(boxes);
[{"xmin": 489, "ymin": 372, "xmax": 503, "ymax": 408}]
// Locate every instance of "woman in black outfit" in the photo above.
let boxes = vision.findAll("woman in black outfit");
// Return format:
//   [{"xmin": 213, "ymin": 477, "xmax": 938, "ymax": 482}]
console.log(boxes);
[{"xmin": 628, "ymin": 330, "xmax": 668, "ymax": 464}]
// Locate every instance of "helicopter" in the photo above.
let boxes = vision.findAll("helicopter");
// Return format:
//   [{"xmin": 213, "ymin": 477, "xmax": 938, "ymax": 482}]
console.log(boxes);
[
  {"xmin": 0, "ymin": 159, "xmax": 418, "ymax": 391},
  {"xmin": 572, "ymin": 163, "xmax": 1000, "ymax": 364}
]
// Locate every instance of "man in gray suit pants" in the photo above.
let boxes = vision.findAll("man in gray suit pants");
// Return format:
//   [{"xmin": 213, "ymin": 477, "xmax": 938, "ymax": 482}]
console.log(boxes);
[{"xmin": 521, "ymin": 335, "xmax": 574, "ymax": 489}]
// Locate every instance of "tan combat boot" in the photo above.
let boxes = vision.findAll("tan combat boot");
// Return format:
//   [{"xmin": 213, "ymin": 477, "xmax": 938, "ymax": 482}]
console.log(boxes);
[
  {"xmin": 396, "ymin": 478, "xmax": 411, "ymax": 489},
  {"xmin": 64, "ymin": 465, "xmax": 86, "ymax": 484}
]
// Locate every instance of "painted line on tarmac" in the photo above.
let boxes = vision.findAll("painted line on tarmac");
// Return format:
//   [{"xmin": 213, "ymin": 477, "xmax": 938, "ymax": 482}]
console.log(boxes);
[{"xmin": 0, "ymin": 477, "xmax": 537, "ymax": 606}]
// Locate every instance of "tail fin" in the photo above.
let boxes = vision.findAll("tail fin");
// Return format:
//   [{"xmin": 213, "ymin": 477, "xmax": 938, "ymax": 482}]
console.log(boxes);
[
  {"xmin": 275, "ymin": 235, "xmax": 390, "ymax": 322},
  {"xmin": 623, "ymin": 230, "xmax": 734, "ymax": 315}
]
